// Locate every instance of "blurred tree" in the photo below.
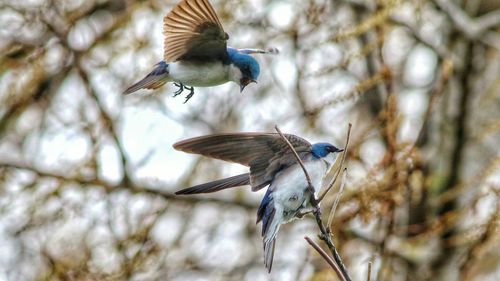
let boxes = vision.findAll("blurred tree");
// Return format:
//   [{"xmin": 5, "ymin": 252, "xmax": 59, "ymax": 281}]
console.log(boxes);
[{"xmin": 0, "ymin": 0, "xmax": 499, "ymax": 280}]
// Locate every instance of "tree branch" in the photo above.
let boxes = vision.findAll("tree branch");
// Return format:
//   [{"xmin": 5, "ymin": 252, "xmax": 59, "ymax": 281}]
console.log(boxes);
[
  {"xmin": 319, "ymin": 123, "xmax": 352, "ymax": 202},
  {"xmin": 305, "ymin": 236, "xmax": 346, "ymax": 281},
  {"xmin": 433, "ymin": 0, "xmax": 500, "ymax": 48},
  {"xmin": 274, "ymin": 125, "xmax": 314, "ymax": 194},
  {"xmin": 0, "ymin": 161, "xmax": 257, "ymax": 210},
  {"xmin": 327, "ymin": 168, "xmax": 348, "ymax": 230}
]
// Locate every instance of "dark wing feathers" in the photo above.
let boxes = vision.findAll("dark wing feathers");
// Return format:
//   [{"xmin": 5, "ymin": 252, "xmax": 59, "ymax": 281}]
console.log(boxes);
[
  {"xmin": 175, "ymin": 173, "xmax": 250, "ymax": 195},
  {"xmin": 173, "ymin": 133, "xmax": 312, "ymax": 191},
  {"xmin": 163, "ymin": 0, "xmax": 228, "ymax": 62}
]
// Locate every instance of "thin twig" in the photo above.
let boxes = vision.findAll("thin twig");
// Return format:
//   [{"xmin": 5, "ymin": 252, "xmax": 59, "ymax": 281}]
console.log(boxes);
[
  {"xmin": 274, "ymin": 125, "xmax": 314, "ymax": 193},
  {"xmin": 305, "ymin": 236, "xmax": 346, "ymax": 281},
  {"xmin": 327, "ymin": 168, "xmax": 348, "ymax": 229},
  {"xmin": 367, "ymin": 261, "xmax": 373, "ymax": 281},
  {"xmin": 319, "ymin": 123, "xmax": 352, "ymax": 202},
  {"xmin": 274, "ymin": 125, "xmax": 352, "ymax": 281},
  {"xmin": 0, "ymin": 161, "xmax": 257, "ymax": 210}
]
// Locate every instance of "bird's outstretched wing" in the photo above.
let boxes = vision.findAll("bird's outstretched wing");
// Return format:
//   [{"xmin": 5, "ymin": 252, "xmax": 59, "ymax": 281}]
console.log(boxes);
[
  {"xmin": 175, "ymin": 173, "xmax": 250, "ymax": 195},
  {"xmin": 173, "ymin": 133, "xmax": 312, "ymax": 191},
  {"xmin": 163, "ymin": 0, "xmax": 229, "ymax": 62}
]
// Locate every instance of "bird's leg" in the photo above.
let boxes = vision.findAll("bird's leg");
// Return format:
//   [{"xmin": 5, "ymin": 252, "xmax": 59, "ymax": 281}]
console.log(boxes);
[
  {"xmin": 296, "ymin": 207, "xmax": 315, "ymax": 218},
  {"xmin": 183, "ymin": 86, "xmax": 195, "ymax": 104},
  {"xmin": 173, "ymin": 83, "xmax": 185, "ymax": 97}
]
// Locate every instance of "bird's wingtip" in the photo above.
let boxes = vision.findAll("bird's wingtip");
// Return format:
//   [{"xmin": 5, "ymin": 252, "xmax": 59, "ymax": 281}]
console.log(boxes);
[
  {"xmin": 172, "ymin": 141, "xmax": 184, "ymax": 151},
  {"xmin": 266, "ymin": 47, "xmax": 279, "ymax": 55}
]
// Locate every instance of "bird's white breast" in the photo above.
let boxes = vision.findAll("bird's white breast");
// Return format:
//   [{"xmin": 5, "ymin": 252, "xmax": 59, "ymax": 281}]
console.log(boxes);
[
  {"xmin": 270, "ymin": 159, "xmax": 327, "ymax": 220},
  {"xmin": 168, "ymin": 61, "xmax": 230, "ymax": 87}
]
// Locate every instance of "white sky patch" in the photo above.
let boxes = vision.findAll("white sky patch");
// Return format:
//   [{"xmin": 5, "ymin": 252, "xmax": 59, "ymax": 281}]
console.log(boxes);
[
  {"xmin": 404, "ymin": 44, "xmax": 438, "ymax": 87},
  {"xmin": 120, "ymin": 106, "xmax": 188, "ymax": 185},
  {"xmin": 398, "ymin": 88, "xmax": 428, "ymax": 142},
  {"xmin": 383, "ymin": 27, "xmax": 415, "ymax": 70},
  {"xmin": 31, "ymin": 129, "xmax": 91, "ymax": 169},
  {"xmin": 273, "ymin": 58, "xmax": 297, "ymax": 92},
  {"xmin": 359, "ymin": 138, "xmax": 386, "ymax": 169},
  {"xmin": 97, "ymin": 141, "xmax": 123, "ymax": 183},
  {"xmin": 267, "ymin": 1, "xmax": 296, "ymax": 29}
]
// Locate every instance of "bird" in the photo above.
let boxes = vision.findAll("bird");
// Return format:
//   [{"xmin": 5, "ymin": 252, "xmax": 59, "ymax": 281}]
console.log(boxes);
[
  {"xmin": 123, "ymin": 0, "xmax": 279, "ymax": 103},
  {"xmin": 173, "ymin": 133, "xmax": 344, "ymax": 272}
]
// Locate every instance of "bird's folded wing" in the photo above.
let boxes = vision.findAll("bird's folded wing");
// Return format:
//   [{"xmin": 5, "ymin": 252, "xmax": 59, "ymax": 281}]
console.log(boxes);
[
  {"xmin": 163, "ymin": 0, "xmax": 229, "ymax": 62},
  {"xmin": 173, "ymin": 133, "xmax": 312, "ymax": 191}
]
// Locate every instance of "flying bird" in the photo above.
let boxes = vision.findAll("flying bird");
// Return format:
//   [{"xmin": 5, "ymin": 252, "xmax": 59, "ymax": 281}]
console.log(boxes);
[
  {"xmin": 124, "ymin": 0, "xmax": 278, "ymax": 103},
  {"xmin": 173, "ymin": 133, "xmax": 344, "ymax": 272}
]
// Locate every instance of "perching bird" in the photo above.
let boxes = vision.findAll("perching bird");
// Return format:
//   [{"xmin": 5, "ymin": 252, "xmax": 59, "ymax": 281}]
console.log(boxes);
[
  {"xmin": 124, "ymin": 0, "xmax": 278, "ymax": 103},
  {"xmin": 173, "ymin": 133, "xmax": 344, "ymax": 272}
]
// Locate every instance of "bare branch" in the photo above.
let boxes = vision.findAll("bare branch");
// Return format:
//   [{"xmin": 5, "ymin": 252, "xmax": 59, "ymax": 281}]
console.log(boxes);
[
  {"xmin": 367, "ymin": 261, "xmax": 373, "ymax": 281},
  {"xmin": 327, "ymin": 168, "xmax": 348, "ymax": 229},
  {"xmin": 319, "ymin": 123, "xmax": 352, "ymax": 202},
  {"xmin": 433, "ymin": 0, "xmax": 500, "ymax": 48},
  {"xmin": 305, "ymin": 236, "xmax": 346, "ymax": 281},
  {"xmin": 0, "ymin": 161, "xmax": 257, "ymax": 210},
  {"xmin": 274, "ymin": 125, "xmax": 314, "ymax": 192}
]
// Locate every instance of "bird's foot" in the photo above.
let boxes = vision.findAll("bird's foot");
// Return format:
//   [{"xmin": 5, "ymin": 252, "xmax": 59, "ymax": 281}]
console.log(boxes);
[
  {"xmin": 173, "ymin": 83, "xmax": 185, "ymax": 97},
  {"xmin": 296, "ymin": 207, "xmax": 316, "ymax": 218},
  {"xmin": 183, "ymin": 86, "xmax": 195, "ymax": 104}
]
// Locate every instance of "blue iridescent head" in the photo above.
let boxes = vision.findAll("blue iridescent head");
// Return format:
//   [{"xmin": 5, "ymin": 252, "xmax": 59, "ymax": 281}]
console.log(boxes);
[
  {"xmin": 311, "ymin": 142, "xmax": 343, "ymax": 158},
  {"xmin": 227, "ymin": 48, "xmax": 260, "ymax": 92}
]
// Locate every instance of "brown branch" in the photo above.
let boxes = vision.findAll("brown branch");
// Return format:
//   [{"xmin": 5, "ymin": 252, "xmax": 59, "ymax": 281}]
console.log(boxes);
[
  {"xmin": 0, "ymin": 161, "xmax": 257, "ymax": 210},
  {"xmin": 319, "ymin": 123, "xmax": 352, "ymax": 201},
  {"xmin": 305, "ymin": 236, "xmax": 346, "ymax": 281},
  {"xmin": 327, "ymin": 168, "xmax": 348, "ymax": 229},
  {"xmin": 367, "ymin": 261, "xmax": 373, "ymax": 281},
  {"xmin": 74, "ymin": 61, "xmax": 132, "ymax": 187},
  {"xmin": 274, "ymin": 125, "xmax": 314, "ymax": 192},
  {"xmin": 274, "ymin": 125, "xmax": 352, "ymax": 281}
]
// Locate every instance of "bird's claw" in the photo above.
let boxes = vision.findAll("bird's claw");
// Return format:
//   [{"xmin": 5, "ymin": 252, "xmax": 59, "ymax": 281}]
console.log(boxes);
[
  {"xmin": 172, "ymin": 83, "xmax": 195, "ymax": 103},
  {"xmin": 173, "ymin": 83, "xmax": 184, "ymax": 97},
  {"xmin": 183, "ymin": 86, "xmax": 195, "ymax": 104}
]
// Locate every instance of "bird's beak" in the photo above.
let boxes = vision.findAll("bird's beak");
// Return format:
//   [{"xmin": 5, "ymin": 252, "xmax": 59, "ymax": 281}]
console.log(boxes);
[
  {"xmin": 337, "ymin": 148, "xmax": 345, "ymax": 153},
  {"xmin": 240, "ymin": 78, "xmax": 257, "ymax": 92}
]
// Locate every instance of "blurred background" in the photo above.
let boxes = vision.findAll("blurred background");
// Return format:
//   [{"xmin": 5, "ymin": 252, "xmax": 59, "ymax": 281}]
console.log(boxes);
[{"xmin": 0, "ymin": 0, "xmax": 499, "ymax": 280}]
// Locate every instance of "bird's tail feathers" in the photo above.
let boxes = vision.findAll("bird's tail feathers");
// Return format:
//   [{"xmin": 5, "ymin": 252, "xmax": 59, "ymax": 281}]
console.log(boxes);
[
  {"xmin": 261, "ymin": 200, "xmax": 280, "ymax": 273},
  {"xmin": 175, "ymin": 173, "xmax": 250, "ymax": 195},
  {"xmin": 263, "ymin": 238, "xmax": 276, "ymax": 273},
  {"xmin": 123, "ymin": 61, "xmax": 170, "ymax": 94}
]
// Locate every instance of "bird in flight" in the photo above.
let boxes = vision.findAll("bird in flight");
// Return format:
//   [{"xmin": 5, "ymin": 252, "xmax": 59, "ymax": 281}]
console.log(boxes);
[
  {"xmin": 124, "ymin": 0, "xmax": 278, "ymax": 103},
  {"xmin": 173, "ymin": 132, "xmax": 344, "ymax": 272}
]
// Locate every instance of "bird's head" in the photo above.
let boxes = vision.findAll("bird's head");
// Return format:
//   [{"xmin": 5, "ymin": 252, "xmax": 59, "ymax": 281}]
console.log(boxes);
[
  {"xmin": 228, "ymin": 50, "xmax": 260, "ymax": 92},
  {"xmin": 311, "ymin": 142, "xmax": 344, "ymax": 159}
]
